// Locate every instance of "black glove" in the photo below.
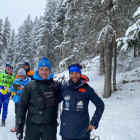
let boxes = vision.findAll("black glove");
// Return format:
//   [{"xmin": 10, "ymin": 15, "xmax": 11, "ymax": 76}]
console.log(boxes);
[
  {"xmin": 16, "ymin": 126, "xmax": 23, "ymax": 139},
  {"xmin": 13, "ymin": 84, "xmax": 21, "ymax": 93}
]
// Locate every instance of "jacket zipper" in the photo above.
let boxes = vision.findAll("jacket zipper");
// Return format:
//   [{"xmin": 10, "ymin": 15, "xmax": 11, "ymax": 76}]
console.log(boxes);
[{"xmin": 70, "ymin": 90, "xmax": 74, "ymax": 139}]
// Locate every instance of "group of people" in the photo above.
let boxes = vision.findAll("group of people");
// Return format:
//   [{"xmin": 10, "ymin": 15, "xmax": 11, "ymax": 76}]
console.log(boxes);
[
  {"xmin": 0, "ymin": 57, "xmax": 105, "ymax": 140},
  {"xmin": 0, "ymin": 62, "xmax": 34, "ymax": 127}
]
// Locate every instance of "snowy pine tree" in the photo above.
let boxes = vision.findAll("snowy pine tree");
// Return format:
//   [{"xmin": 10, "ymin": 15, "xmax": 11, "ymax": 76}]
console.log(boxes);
[
  {"xmin": 0, "ymin": 19, "xmax": 3, "ymax": 60},
  {"xmin": 6, "ymin": 29, "xmax": 15, "ymax": 63},
  {"xmin": 14, "ymin": 15, "xmax": 33, "ymax": 72},
  {"xmin": 2, "ymin": 17, "xmax": 11, "ymax": 65}
]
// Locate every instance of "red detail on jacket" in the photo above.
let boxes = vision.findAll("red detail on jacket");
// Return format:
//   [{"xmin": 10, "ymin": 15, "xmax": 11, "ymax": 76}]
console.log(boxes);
[
  {"xmin": 79, "ymin": 88, "xmax": 86, "ymax": 92},
  {"xmin": 81, "ymin": 75, "xmax": 89, "ymax": 83}
]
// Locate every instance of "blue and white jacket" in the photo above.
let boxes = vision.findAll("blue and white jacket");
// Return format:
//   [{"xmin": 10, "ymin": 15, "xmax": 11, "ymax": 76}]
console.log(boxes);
[{"xmin": 11, "ymin": 76, "xmax": 31, "ymax": 103}]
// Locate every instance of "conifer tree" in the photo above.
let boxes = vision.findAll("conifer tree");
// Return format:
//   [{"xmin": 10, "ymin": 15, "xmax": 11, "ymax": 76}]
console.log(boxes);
[{"xmin": 2, "ymin": 17, "xmax": 11, "ymax": 64}]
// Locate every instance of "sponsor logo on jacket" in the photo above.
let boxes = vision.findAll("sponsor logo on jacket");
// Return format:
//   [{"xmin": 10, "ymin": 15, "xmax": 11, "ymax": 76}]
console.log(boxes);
[
  {"xmin": 64, "ymin": 95, "xmax": 70, "ymax": 101},
  {"xmin": 79, "ymin": 88, "xmax": 85, "ymax": 92}
]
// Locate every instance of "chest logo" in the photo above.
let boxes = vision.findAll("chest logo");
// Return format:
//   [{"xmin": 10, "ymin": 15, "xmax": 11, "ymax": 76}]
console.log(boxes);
[
  {"xmin": 79, "ymin": 88, "xmax": 85, "ymax": 92},
  {"xmin": 77, "ymin": 101, "xmax": 83, "ymax": 108},
  {"xmin": 65, "ymin": 102, "xmax": 69, "ymax": 108},
  {"xmin": 64, "ymin": 95, "xmax": 70, "ymax": 101}
]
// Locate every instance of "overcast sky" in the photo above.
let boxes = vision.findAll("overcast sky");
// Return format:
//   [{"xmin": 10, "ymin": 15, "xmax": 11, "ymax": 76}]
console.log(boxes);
[{"xmin": 0, "ymin": 0, "xmax": 46, "ymax": 33}]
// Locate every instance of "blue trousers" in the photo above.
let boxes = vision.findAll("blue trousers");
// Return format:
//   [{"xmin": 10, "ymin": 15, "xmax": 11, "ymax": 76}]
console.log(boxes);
[{"xmin": 0, "ymin": 93, "xmax": 11, "ymax": 120}]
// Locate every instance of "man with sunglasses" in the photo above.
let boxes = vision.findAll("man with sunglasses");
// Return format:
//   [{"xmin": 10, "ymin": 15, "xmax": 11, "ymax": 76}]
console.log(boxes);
[
  {"xmin": 59, "ymin": 63, "xmax": 105, "ymax": 140},
  {"xmin": 0, "ymin": 62, "xmax": 15, "ymax": 126}
]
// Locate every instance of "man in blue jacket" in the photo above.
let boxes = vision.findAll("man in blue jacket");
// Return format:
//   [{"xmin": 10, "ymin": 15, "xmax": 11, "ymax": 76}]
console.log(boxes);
[
  {"xmin": 10, "ymin": 68, "xmax": 31, "ymax": 132},
  {"xmin": 59, "ymin": 63, "xmax": 105, "ymax": 140}
]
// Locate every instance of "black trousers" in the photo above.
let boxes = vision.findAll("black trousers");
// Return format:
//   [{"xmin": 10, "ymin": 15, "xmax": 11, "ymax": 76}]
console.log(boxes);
[
  {"xmin": 62, "ymin": 137, "xmax": 90, "ymax": 140},
  {"xmin": 24, "ymin": 122, "xmax": 57, "ymax": 140},
  {"xmin": 15, "ymin": 103, "xmax": 19, "ymax": 127}
]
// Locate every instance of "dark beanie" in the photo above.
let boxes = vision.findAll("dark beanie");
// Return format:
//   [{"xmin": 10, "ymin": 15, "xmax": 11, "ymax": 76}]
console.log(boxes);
[
  {"xmin": 38, "ymin": 57, "xmax": 51, "ymax": 71},
  {"xmin": 24, "ymin": 62, "xmax": 30, "ymax": 68}
]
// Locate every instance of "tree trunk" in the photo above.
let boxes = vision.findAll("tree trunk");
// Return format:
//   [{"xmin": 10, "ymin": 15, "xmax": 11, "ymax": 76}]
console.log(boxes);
[
  {"xmin": 113, "ymin": 37, "xmax": 117, "ymax": 91},
  {"xmin": 100, "ymin": 43, "xmax": 105, "ymax": 75},
  {"xmin": 134, "ymin": 46, "xmax": 136, "ymax": 57},
  {"xmin": 103, "ymin": 38, "xmax": 113, "ymax": 98},
  {"xmin": 63, "ymin": 47, "xmax": 66, "ymax": 59},
  {"xmin": 46, "ymin": 34, "xmax": 49, "ymax": 57}
]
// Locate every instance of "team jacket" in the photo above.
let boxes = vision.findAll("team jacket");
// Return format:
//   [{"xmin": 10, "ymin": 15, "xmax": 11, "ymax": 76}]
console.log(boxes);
[
  {"xmin": 11, "ymin": 76, "xmax": 31, "ymax": 103},
  {"xmin": 59, "ymin": 75, "xmax": 105, "ymax": 139},
  {"xmin": 16, "ymin": 71, "xmax": 61, "ymax": 128}
]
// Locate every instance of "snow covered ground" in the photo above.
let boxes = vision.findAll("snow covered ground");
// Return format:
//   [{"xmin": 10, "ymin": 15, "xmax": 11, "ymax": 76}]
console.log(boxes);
[{"xmin": 0, "ymin": 65, "xmax": 140, "ymax": 140}]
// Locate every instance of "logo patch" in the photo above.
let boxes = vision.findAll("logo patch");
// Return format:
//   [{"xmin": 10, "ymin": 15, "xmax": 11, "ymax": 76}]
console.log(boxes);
[
  {"xmin": 64, "ymin": 101, "xmax": 70, "ymax": 110},
  {"xmin": 65, "ymin": 102, "xmax": 69, "ymax": 108},
  {"xmin": 79, "ymin": 88, "xmax": 85, "ymax": 92},
  {"xmin": 43, "ymin": 63, "xmax": 45, "ymax": 65},
  {"xmin": 95, "ymin": 92, "xmax": 98, "ymax": 96},
  {"xmin": 77, "ymin": 101, "xmax": 83, "ymax": 108},
  {"xmin": 64, "ymin": 95, "xmax": 70, "ymax": 101}
]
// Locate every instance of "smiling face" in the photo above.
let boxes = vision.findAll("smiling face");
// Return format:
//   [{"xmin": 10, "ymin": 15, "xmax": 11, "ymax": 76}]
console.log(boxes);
[
  {"xmin": 69, "ymin": 72, "xmax": 81, "ymax": 84},
  {"xmin": 19, "ymin": 75, "xmax": 26, "ymax": 80},
  {"xmin": 39, "ymin": 67, "xmax": 50, "ymax": 80},
  {"xmin": 5, "ymin": 66, "xmax": 12, "ymax": 73}
]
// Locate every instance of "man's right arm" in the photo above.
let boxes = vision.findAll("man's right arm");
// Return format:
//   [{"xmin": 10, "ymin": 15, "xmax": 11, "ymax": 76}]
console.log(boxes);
[
  {"xmin": 88, "ymin": 87, "xmax": 105, "ymax": 129},
  {"xmin": 58, "ymin": 87, "xmax": 64, "ymax": 103},
  {"xmin": 16, "ymin": 83, "xmax": 30, "ymax": 127}
]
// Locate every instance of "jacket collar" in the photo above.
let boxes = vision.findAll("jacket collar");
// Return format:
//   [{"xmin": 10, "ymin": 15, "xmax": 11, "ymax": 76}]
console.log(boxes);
[
  {"xmin": 67, "ymin": 79, "xmax": 85, "ymax": 89},
  {"xmin": 67, "ymin": 74, "xmax": 89, "ymax": 89},
  {"xmin": 35, "ymin": 78, "xmax": 53, "ymax": 84},
  {"xmin": 16, "ymin": 76, "xmax": 29, "ymax": 82}
]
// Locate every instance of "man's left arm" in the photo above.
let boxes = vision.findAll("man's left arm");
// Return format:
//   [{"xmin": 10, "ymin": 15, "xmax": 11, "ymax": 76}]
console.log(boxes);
[{"xmin": 88, "ymin": 87, "xmax": 105, "ymax": 130}]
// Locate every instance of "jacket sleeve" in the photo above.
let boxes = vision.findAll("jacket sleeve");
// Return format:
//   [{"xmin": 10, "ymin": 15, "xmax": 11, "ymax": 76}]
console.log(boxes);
[
  {"xmin": 10, "ymin": 80, "xmax": 16, "ymax": 93},
  {"xmin": 16, "ymin": 83, "xmax": 30, "ymax": 128},
  {"xmin": 88, "ymin": 87, "xmax": 105, "ymax": 129},
  {"xmin": 58, "ymin": 85, "xmax": 65, "ymax": 103}
]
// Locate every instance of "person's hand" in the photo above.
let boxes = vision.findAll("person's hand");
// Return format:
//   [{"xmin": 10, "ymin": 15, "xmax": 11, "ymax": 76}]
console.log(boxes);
[
  {"xmin": 87, "ymin": 125, "xmax": 96, "ymax": 132},
  {"xmin": 16, "ymin": 126, "xmax": 23, "ymax": 139},
  {"xmin": 17, "ymin": 87, "xmax": 23, "ymax": 91}
]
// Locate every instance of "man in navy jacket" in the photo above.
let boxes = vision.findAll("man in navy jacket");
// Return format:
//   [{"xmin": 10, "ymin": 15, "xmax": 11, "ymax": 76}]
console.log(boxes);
[{"xmin": 59, "ymin": 63, "xmax": 105, "ymax": 140}]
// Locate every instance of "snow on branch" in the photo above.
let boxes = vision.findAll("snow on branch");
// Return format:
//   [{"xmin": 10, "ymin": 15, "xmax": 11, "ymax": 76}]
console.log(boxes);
[
  {"xmin": 133, "ymin": 6, "xmax": 140, "ymax": 19},
  {"xmin": 59, "ymin": 54, "xmax": 74, "ymax": 67},
  {"xmin": 97, "ymin": 25, "xmax": 115, "ymax": 44},
  {"xmin": 117, "ymin": 7, "xmax": 140, "ymax": 51}
]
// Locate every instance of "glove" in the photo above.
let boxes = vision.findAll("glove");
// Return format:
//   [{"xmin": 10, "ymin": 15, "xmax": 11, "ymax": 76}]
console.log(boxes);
[{"xmin": 16, "ymin": 126, "xmax": 23, "ymax": 139}]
